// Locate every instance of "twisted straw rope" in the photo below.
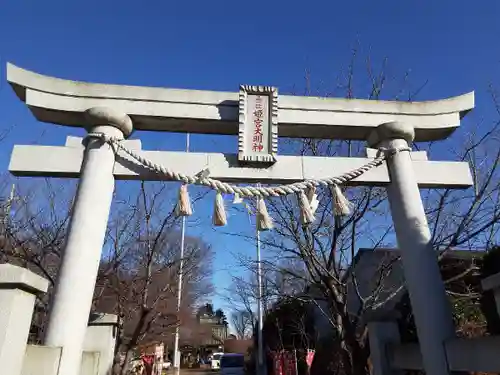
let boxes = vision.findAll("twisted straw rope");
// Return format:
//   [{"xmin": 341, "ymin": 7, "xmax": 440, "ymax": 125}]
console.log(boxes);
[{"xmin": 86, "ymin": 133, "xmax": 410, "ymax": 198}]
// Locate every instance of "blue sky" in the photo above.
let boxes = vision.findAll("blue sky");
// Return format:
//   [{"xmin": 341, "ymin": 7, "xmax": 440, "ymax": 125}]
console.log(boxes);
[{"xmin": 1, "ymin": 0, "xmax": 500, "ymax": 315}]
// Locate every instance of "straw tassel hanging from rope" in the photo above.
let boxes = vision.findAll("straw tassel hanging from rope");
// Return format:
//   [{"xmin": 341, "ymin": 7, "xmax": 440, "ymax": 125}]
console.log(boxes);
[
  {"xmin": 233, "ymin": 193, "xmax": 244, "ymax": 204},
  {"xmin": 297, "ymin": 190, "xmax": 315, "ymax": 225},
  {"xmin": 256, "ymin": 197, "xmax": 273, "ymax": 231},
  {"xmin": 213, "ymin": 191, "xmax": 227, "ymax": 226},
  {"xmin": 307, "ymin": 186, "xmax": 319, "ymax": 216},
  {"xmin": 175, "ymin": 184, "xmax": 193, "ymax": 217},
  {"xmin": 330, "ymin": 184, "xmax": 353, "ymax": 216}
]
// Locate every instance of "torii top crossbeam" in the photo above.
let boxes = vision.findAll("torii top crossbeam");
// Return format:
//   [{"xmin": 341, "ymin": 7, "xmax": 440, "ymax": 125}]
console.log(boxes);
[{"xmin": 7, "ymin": 63, "xmax": 473, "ymax": 142}]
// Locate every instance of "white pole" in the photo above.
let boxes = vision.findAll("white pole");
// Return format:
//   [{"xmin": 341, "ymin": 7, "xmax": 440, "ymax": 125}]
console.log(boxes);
[
  {"xmin": 256, "ymin": 195, "xmax": 264, "ymax": 375},
  {"xmin": 173, "ymin": 133, "xmax": 190, "ymax": 375}
]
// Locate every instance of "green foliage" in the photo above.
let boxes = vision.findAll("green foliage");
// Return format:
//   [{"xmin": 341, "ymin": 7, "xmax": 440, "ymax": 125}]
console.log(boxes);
[
  {"xmin": 479, "ymin": 245, "xmax": 500, "ymax": 334},
  {"xmin": 452, "ymin": 298, "xmax": 486, "ymax": 338},
  {"xmin": 198, "ymin": 303, "xmax": 214, "ymax": 316},
  {"xmin": 453, "ymin": 298, "xmax": 483, "ymax": 324},
  {"xmin": 480, "ymin": 245, "xmax": 500, "ymax": 277},
  {"xmin": 215, "ymin": 308, "xmax": 228, "ymax": 326}
]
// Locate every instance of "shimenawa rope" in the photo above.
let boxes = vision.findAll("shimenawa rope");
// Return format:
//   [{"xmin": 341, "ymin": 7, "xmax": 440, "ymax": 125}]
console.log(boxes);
[
  {"xmin": 86, "ymin": 133, "xmax": 409, "ymax": 197},
  {"xmin": 85, "ymin": 132, "xmax": 410, "ymax": 225}
]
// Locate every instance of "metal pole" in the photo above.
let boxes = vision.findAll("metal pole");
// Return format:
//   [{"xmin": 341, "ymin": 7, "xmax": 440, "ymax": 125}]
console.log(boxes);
[
  {"xmin": 173, "ymin": 134, "xmax": 190, "ymax": 375},
  {"xmin": 256, "ymin": 195, "xmax": 264, "ymax": 375}
]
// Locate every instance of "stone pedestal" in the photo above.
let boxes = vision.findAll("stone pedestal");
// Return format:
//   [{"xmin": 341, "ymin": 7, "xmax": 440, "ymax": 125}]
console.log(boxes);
[
  {"xmin": 84, "ymin": 313, "xmax": 119, "ymax": 375},
  {"xmin": 0, "ymin": 263, "xmax": 49, "ymax": 375},
  {"xmin": 369, "ymin": 122, "xmax": 455, "ymax": 375},
  {"xmin": 44, "ymin": 107, "xmax": 132, "ymax": 375},
  {"xmin": 366, "ymin": 312, "xmax": 403, "ymax": 375}
]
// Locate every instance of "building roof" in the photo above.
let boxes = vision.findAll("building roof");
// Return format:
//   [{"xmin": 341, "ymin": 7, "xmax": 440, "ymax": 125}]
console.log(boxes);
[{"xmin": 348, "ymin": 247, "xmax": 485, "ymax": 275}]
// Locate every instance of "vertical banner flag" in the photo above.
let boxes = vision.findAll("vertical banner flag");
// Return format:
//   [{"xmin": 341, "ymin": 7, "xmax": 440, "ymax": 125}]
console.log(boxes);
[{"xmin": 306, "ymin": 349, "xmax": 315, "ymax": 368}]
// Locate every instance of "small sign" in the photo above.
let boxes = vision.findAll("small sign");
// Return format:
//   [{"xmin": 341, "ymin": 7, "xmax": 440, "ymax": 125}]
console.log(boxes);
[{"xmin": 238, "ymin": 85, "xmax": 278, "ymax": 164}]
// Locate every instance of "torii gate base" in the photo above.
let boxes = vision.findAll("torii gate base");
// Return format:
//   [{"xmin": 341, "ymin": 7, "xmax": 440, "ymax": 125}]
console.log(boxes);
[{"xmin": 6, "ymin": 64, "xmax": 475, "ymax": 375}]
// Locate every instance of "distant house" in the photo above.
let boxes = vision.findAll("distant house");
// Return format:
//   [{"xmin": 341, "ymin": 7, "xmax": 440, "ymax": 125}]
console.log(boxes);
[
  {"xmin": 195, "ymin": 304, "xmax": 229, "ymax": 353},
  {"xmin": 198, "ymin": 314, "xmax": 229, "ymax": 346}
]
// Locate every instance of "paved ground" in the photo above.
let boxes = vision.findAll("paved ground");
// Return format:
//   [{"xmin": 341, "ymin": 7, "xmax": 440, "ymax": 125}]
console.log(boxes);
[
  {"xmin": 165, "ymin": 369, "xmax": 214, "ymax": 375},
  {"xmin": 177, "ymin": 370, "xmax": 215, "ymax": 375}
]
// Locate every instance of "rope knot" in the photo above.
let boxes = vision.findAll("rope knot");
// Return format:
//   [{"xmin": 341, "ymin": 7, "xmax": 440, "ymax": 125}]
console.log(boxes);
[
  {"xmin": 376, "ymin": 146, "xmax": 412, "ymax": 159},
  {"xmin": 83, "ymin": 132, "xmax": 109, "ymax": 147}
]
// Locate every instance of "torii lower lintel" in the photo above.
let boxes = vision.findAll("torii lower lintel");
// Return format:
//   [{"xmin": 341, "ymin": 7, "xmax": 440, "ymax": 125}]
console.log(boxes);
[{"xmin": 9, "ymin": 138, "xmax": 473, "ymax": 189}]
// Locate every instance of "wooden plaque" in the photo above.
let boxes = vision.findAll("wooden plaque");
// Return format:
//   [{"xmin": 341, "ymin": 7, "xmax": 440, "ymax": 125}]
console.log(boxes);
[{"xmin": 238, "ymin": 85, "xmax": 278, "ymax": 164}]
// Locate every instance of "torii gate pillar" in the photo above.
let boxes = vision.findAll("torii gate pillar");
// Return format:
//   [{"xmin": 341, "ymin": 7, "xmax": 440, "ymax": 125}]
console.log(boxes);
[
  {"xmin": 369, "ymin": 122, "xmax": 454, "ymax": 375},
  {"xmin": 43, "ymin": 107, "xmax": 132, "ymax": 375}
]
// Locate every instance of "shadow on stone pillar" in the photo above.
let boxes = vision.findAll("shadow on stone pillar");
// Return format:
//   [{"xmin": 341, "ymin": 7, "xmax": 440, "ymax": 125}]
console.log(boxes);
[{"xmin": 365, "ymin": 310, "xmax": 403, "ymax": 375}]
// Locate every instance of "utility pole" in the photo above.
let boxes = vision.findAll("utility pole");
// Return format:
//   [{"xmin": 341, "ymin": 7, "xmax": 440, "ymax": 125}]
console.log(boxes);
[{"xmin": 173, "ymin": 134, "xmax": 190, "ymax": 375}]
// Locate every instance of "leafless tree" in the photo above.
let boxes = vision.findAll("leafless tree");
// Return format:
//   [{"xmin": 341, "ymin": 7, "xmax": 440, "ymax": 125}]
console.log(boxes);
[
  {"xmin": 0, "ymin": 178, "xmax": 74, "ymax": 342},
  {"xmin": 231, "ymin": 310, "xmax": 254, "ymax": 339},
  {"xmin": 92, "ymin": 181, "xmax": 213, "ymax": 374}
]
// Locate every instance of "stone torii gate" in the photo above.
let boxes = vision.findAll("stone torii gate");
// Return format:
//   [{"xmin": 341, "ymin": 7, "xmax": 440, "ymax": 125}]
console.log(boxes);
[{"xmin": 7, "ymin": 63, "xmax": 474, "ymax": 375}]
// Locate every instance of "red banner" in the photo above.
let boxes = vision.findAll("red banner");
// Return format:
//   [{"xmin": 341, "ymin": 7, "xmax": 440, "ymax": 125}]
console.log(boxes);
[
  {"xmin": 282, "ymin": 351, "xmax": 297, "ymax": 375},
  {"xmin": 140, "ymin": 354, "xmax": 155, "ymax": 375},
  {"xmin": 270, "ymin": 351, "xmax": 283, "ymax": 375},
  {"xmin": 270, "ymin": 351, "xmax": 298, "ymax": 375},
  {"xmin": 306, "ymin": 349, "xmax": 315, "ymax": 368}
]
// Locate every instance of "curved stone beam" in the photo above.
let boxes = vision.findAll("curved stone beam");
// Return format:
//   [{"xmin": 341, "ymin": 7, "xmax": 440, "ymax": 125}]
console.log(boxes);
[{"xmin": 7, "ymin": 63, "xmax": 474, "ymax": 141}]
